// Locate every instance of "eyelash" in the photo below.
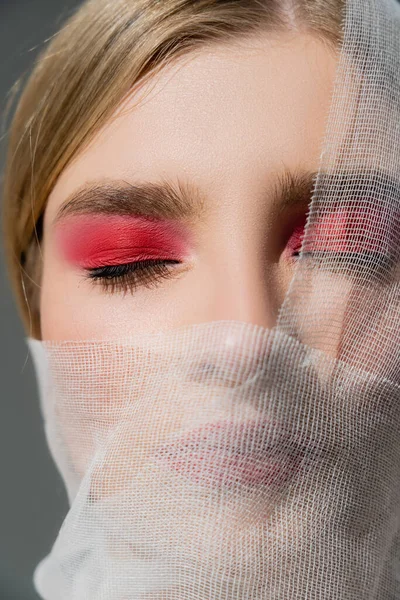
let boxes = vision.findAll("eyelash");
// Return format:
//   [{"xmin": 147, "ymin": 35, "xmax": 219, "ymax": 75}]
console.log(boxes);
[
  {"xmin": 85, "ymin": 259, "xmax": 181, "ymax": 295},
  {"xmin": 84, "ymin": 239, "xmax": 396, "ymax": 295}
]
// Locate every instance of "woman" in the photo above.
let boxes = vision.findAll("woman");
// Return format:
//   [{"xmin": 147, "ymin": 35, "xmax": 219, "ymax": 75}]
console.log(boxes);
[{"xmin": 2, "ymin": 0, "xmax": 400, "ymax": 598}]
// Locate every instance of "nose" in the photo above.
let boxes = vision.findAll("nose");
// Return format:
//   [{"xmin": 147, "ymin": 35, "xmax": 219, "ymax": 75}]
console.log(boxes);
[
  {"xmin": 182, "ymin": 320, "xmax": 275, "ymax": 389},
  {"xmin": 210, "ymin": 263, "xmax": 277, "ymax": 330},
  {"xmin": 190, "ymin": 238, "xmax": 279, "ymax": 331}
]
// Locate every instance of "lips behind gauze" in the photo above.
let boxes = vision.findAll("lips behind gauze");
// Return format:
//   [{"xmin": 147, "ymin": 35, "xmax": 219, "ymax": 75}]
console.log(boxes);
[{"xmin": 28, "ymin": 318, "xmax": 400, "ymax": 599}]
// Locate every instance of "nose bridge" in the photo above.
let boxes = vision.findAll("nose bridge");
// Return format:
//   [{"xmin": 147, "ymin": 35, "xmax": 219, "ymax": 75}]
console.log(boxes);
[
  {"xmin": 203, "ymin": 218, "xmax": 279, "ymax": 330},
  {"xmin": 213, "ymin": 260, "xmax": 277, "ymax": 329}
]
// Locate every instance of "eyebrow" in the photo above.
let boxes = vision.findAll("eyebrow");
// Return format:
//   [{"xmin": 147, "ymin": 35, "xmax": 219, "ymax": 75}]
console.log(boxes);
[
  {"xmin": 53, "ymin": 177, "xmax": 209, "ymax": 226},
  {"xmin": 52, "ymin": 168, "xmax": 400, "ymax": 227}
]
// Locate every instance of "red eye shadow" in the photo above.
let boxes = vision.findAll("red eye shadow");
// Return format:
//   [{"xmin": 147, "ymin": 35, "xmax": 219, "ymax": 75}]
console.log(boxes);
[
  {"xmin": 54, "ymin": 214, "xmax": 191, "ymax": 268},
  {"xmin": 285, "ymin": 213, "xmax": 307, "ymax": 255},
  {"xmin": 287, "ymin": 204, "xmax": 397, "ymax": 256}
]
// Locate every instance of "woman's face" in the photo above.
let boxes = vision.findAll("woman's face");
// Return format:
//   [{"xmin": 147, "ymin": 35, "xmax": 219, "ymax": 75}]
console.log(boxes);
[{"xmin": 40, "ymin": 31, "xmax": 338, "ymax": 341}]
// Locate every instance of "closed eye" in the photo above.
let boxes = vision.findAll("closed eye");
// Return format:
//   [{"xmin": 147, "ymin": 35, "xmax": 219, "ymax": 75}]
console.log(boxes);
[{"xmin": 84, "ymin": 259, "xmax": 182, "ymax": 295}]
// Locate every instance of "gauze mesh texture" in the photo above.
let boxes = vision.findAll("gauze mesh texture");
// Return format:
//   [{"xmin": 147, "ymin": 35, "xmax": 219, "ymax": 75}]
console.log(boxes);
[
  {"xmin": 26, "ymin": 0, "xmax": 400, "ymax": 597},
  {"xmin": 29, "ymin": 321, "xmax": 400, "ymax": 599}
]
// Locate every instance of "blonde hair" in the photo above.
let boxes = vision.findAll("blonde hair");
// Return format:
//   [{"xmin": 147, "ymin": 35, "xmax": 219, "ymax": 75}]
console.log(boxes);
[{"xmin": 1, "ymin": 0, "xmax": 344, "ymax": 340}]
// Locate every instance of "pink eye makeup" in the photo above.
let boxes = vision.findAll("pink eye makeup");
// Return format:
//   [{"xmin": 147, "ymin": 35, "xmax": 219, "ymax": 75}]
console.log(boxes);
[
  {"xmin": 286, "ymin": 201, "xmax": 399, "ymax": 279},
  {"xmin": 54, "ymin": 214, "xmax": 193, "ymax": 295},
  {"xmin": 285, "ymin": 213, "xmax": 307, "ymax": 257},
  {"xmin": 55, "ymin": 214, "xmax": 191, "ymax": 268},
  {"xmin": 52, "ymin": 185, "xmax": 398, "ymax": 297}
]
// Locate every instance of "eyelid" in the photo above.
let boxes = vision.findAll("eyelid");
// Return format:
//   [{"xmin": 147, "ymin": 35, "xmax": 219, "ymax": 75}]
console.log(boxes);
[
  {"xmin": 54, "ymin": 214, "xmax": 193, "ymax": 269},
  {"xmin": 288, "ymin": 204, "xmax": 397, "ymax": 253}
]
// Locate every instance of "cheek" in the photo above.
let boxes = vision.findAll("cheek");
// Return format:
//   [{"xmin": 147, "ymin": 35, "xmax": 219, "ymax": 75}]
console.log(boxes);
[
  {"xmin": 40, "ymin": 245, "xmax": 118, "ymax": 341},
  {"xmin": 39, "ymin": 250, "xmax": 196, "ymax": 341},
  {"xmin": 284, "ymin": 269, "xmax": 354, "ymax": 358},
  {"xmin": 40, "ymin": 260, "xmax": 92, "ymax": 341}
]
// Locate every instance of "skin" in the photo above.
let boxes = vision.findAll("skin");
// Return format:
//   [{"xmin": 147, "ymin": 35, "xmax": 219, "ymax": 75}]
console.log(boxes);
[
  {"xmin": 35, "ymin": 34, "xmax": 400, "ymax": 596},
  {"xmin": 40, "ymin": 31, "xmax": 340, "ymax": 342}
]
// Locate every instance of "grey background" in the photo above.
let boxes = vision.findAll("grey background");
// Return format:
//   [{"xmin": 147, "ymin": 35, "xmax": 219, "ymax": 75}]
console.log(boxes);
[{"xmin": 0, "ymin": 2, "xmax": 82, "ymax": 598}]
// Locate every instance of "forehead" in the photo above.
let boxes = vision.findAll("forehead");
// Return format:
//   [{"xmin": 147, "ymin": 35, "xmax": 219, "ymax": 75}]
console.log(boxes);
[{"xmin": 45, "ymin": 32, "xmax": 339, "ymax": 225}]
